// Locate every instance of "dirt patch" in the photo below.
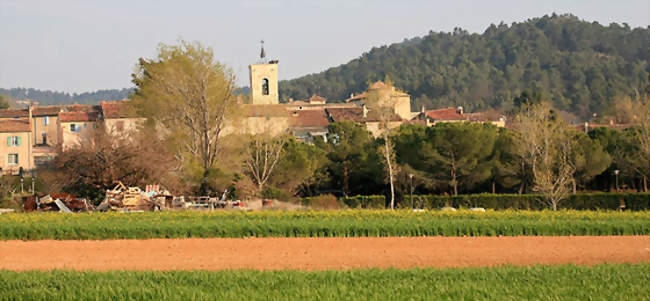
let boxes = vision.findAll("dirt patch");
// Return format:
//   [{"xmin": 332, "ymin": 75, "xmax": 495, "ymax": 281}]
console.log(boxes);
[{"xmin": 1, "ymin": 236, "xmax": 649, "ymax": 271}]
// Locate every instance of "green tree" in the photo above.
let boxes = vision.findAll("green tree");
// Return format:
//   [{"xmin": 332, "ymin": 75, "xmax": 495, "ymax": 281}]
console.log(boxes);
[
  {"xmin": 424, "ymin": 123, "xmax": 497, "ymax": 195},
  {"xmin": 130, "ymin": 40, "xmax": 239, "ymax": 193},
  {"xmin": 571, "ymin": 132, "xmax": 611, "ymax": 192},
  {"xmin": 316, "ymin": 121, "xmax": 381, "ymax": 197},
  {"xmin": 270, "ymin": 137, "xmax": 327, "ymax": 196}
]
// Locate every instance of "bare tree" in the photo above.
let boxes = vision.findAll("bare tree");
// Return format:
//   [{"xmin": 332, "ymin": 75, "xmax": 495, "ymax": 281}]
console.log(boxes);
[
  {"xmin": 243, "ymin": 134, "xmax": 287, "ymax": 195},
  {"xmin": 364, "ymin": 81, "xmax": 399, "ymax": 209},
  {"xmin": 131, "ymin": 40, "xmax": 239, "ymax": 192},
  {"xmin": 512, "ymin": 102, "xmax": 575, "ymax": 210}
]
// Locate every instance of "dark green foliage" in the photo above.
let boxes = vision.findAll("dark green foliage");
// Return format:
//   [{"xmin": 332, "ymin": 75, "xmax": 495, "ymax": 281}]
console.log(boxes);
[
  {"xmin": 1, "ymin": 210, "xmax": 648, "ymax": 240},
  {"xmin": 1, "ymin": 264, "xmax": 649, "ymax": 300},
  {"xmin": 400, "ymin": 192, "xmax": 650, "ymax": 211},
  {"xmin": 315, "ymin": 121, "xmax": 385, "ymax": 196},
  {"xmin": 280, "ymin": 14, "xmax": 650, "ymax": 118},
  {"xmin": 340, "ymin": 195, "xmax": 386, "ymax": 208}
]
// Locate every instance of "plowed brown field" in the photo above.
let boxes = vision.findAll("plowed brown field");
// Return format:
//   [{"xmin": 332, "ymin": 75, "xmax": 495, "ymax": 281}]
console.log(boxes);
[{"xmin": 1, "ymin": 236, "xmax": 649, "ymax": 271}]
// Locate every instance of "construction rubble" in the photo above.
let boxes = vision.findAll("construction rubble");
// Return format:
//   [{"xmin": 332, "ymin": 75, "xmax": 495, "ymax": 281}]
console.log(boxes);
[
  {"xmin": 23, "ymin": 193, "xmax": 92, "ymax": 212},
  {"xmin": 20, "ymin": 182, "xmax": 248, "ymax": 213}
]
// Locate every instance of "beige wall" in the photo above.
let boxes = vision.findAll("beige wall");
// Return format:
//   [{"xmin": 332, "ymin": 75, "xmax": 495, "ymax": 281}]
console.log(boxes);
[
  {"xmin": 32, "ymin": 115, "xmax": 59, "ymax": 146},
  {"xmin": 240, "ymin": 116, "xmax": 289, "ymax": 136},
  {"xmin": 366, "ymin": 121, "xmax": 404, "ymax": 138},
  {"xmin": 393, "ymin": 95, "xmax": 412, "ymax": 120},
  {"xmin": 0, "ymin": 132, "xmax": 33, "ymax": 174},
  {"xmin": 249, "ymin": 63, "xmax": 279, "ymax": 105},
  {"xmin": 60, "ymin": 121, "xmax": 96, "ymax": 150},
  {"xmin": 104, "ymin": 117, "xmax": 145, "ymax": 136}
]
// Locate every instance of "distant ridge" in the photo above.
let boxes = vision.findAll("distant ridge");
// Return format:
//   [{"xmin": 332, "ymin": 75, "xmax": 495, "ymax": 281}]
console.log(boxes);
[
  {"xmin": 279, "ymin": 14, "xmax": 650, "ymax": 119},
  {"xmin": 0, "ymin": 87, "xmax": 132, "ymax": 105}
]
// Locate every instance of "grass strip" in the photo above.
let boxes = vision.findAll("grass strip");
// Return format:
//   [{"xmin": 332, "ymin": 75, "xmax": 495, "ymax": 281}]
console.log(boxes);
[
  {"xmin": 0, "ymin": 264, "xmax": 648, "ymax": 300},
  {"xmin": 0, "ymin": 210, "xmax": 648, "ymax": 240}
]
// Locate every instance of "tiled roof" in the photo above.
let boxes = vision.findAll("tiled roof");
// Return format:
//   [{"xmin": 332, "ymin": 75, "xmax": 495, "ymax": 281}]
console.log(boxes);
[
  {"xmin": 0, "ymin": 119, "xmax": 30, "ymax": 132},
  {"xmin": 424, "ymin": 108, "xmax": 465, "ymax": 121},
  {"xmin": 240, "ymin": 104, "xmax": 289, "ymax": 118},
  {"xmin": 326, "ymin": 107, "xmax": 402, "ymax": 123},
  {"xmin": 0, "ymin": 109, "xmax": 28, "ymax": 118},
  {"xmin": 100, "ymin": 100, "xmax": 135, "ymax": 119},
  {"xmin": 32, "ymin": 106, "xmax": 62, "ymax": 116},
  {"xmin": 289, "ymin": 109, "xmax": 330, "ymax": 128},
  {"xmin": 59, "ymin": 111, "xmax": 100, "ymax": 122}
]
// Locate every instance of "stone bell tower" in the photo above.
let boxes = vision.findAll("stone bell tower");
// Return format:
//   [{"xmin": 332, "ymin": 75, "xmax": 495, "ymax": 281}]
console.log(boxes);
[{"xmin": 249, "ymin": 40, "xmax": 279, "ymax": 105}]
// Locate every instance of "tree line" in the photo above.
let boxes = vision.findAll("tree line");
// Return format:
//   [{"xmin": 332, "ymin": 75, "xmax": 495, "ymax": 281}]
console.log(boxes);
[
  {"xmin": 280, "ymin": 14, "xmax": 650, "ymax": 120},
  {"xmin": 38, "ymin": 40, "xmax": 650, "ymax": 210}
]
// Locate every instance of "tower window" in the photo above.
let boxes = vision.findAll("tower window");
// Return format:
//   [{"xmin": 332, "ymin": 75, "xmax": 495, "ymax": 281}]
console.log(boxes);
[{"xmin": 262, "ymin": 78, "xmax": 269, "ymax": 95}]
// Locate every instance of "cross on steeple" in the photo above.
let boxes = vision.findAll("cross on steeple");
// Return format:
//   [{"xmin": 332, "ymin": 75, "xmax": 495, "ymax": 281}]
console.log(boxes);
[{"xmin": 260, "ymin": 39, "xmax": 266, "ymax": 59}]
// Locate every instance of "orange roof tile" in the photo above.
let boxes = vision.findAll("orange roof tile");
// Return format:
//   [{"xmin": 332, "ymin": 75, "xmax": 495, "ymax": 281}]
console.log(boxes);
[
  {"xmin": 424, "ymin": 108, "xmax": 465, "ymax": 121},
  {"xmin": 0, "ymin": 109, "xmax": 28, "ymax": 118},
  {"xmin": 0, "ymin": 119, "xmax": 30, "ymax": 132},
  {"xmin": 59, "ymin": 111, "xmax": 100, "ymax": 122},
  {"xmin": 289, "ymin": 109, "xmax": 330, "ymax": 128},
  {"xmin": 100, "ymin": 100, "xmax": 135, "ymax": 119},
  {"xmin": 32, "ymin": 106, "xmax": 63, "ymax": 116},
  {"xmin": 326, "ymin": 107, "xmax": 402, "ymax": 123}
]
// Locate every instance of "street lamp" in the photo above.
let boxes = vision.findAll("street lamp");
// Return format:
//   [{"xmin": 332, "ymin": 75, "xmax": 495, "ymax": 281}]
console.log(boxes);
[
  {"xmin": 408, "ymin": 173, "xmax": 414, "ymax": 210},
  {"xmin": 614, "ymin": 170, "xmax": 620, "ymax": 192}
]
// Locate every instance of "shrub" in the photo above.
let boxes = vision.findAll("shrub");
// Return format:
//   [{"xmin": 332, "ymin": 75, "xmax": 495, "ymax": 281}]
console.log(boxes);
[{"xmin": 302, "ymin": 194, "xmax": 341, "ymax": 209}]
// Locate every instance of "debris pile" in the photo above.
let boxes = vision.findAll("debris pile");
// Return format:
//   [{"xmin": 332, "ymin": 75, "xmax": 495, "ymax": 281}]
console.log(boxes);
[
  {"xmin": 96, "ymin": 182, "xmax": 173, "ymax": 212},
  {"xmin": 23, "ymin": 193, "xmax": 92, "ymax": 212}
]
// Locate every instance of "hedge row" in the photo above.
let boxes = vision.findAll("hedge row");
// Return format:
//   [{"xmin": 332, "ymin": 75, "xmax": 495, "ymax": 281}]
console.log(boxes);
[
  {"xmin": 340, "ymin": 195, "xmax": 386, "ymax": 209},
  {"xmin": 398, "ymin": 192, "xmax": 650, "ymax": 211}
]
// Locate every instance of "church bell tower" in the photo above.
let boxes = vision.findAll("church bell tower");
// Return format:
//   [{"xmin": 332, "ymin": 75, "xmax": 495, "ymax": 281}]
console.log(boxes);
[{"xmin": 249, "ymin": 40, "xmax": 279, "ymax": 105}]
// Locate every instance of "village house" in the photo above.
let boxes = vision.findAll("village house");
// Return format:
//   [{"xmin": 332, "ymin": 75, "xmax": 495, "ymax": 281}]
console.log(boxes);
[{"xmin": 0, "ymin": 119, "xmax": 33, "ymax": 174}]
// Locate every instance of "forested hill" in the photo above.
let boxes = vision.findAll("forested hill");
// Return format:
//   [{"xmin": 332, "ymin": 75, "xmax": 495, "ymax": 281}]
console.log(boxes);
[
  {"xmin": 279, "ymin": 14, "xmax": 650, "ymax": 119},
  {"xmin": 0, "ymin": 87, "xmax": 132, "ymax": 105}
]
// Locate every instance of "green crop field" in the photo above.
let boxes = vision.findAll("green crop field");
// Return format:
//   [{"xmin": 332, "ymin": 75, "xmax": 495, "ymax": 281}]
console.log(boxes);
[
  {"xmin": 1, "ymin": 210, "xmax": 648, "ymax": 240},
  {"xmin": 1, "ymin": 264, "xmax": 648, "ymax": 300}
]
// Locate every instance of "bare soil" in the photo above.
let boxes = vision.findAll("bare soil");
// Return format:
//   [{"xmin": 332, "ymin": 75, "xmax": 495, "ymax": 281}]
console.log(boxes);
[{"xmin": 1, "ymin": 236, "xmax": 648, "ymax": 271}]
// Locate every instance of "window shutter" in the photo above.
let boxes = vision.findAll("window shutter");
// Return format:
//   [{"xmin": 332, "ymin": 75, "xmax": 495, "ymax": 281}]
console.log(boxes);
[
  {"xmin": 6, "ymin": 137, "xmax": 11, "ymax": 146},
  {"xmin": 16, "ymin": 136, "xmax": 21, "ymax": 146}
]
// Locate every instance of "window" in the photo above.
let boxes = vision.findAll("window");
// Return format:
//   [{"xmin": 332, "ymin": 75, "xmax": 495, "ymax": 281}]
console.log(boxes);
[
  {"xmin": 70, "ymin": 124, "xmax": 81, "ymax": 132},
  {"xmin": 6, "ymin": 136, "xmax": 20, "ymax": 147},
  {"xmin": 262, "ymin": 78, "xmax": 269, "ymax": 95},
  {"xmin": 7, "ymin": 154, "xmax": 18, "ymax": 165},
  {"xmin": 42, "ymin": 132, "xmax": 47, "ymax": 145},
  {"xmin": 43, "ymin": 116, "xmax": 49, "ymax": 126},
  {"xmin": 116, "ymin": 121, "xmax": 124, "ymax": 131}
]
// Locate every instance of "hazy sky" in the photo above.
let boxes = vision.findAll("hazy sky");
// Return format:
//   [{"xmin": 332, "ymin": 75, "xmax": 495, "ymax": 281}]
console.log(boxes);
[{"xmin": 1, "ymin": 0, "xmax": 648, "ymax": 93}]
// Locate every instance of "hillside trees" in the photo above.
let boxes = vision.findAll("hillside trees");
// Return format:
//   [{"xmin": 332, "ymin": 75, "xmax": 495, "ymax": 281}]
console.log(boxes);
[
  {"xmin": 280, "ymin": 14, "xmax": 649, "ymax": 119},
  {"xmin": 130, "ymin": 40, "xmax": 239, "ymax": 193}
]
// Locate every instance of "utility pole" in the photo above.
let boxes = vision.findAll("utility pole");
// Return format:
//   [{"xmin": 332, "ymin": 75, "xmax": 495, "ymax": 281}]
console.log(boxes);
[{"xmin": 614, "ymin": 169, "xmax": 620, "ymax": 192}]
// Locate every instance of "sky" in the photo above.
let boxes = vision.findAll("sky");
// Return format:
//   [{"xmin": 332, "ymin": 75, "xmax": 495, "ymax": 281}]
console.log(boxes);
[{"xmin": 1, "ymin": 0, "xmax": 648, "ymax": 93}]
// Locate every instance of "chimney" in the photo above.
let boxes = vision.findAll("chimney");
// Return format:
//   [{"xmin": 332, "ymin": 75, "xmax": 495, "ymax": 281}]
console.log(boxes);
[
  {"xmin": 584, "ymin": 122, "xmax": 589, "ymax": 133},
  {"xmin": 362, "ymin": 104, "xmax": 368, "ymax": 118},
  {"xmin": 457, "ymin": 106, "xmax": 464, "ymax": 115},
  {"xmin": 420, "ymin": 105, "xmax": 425, "ymax": 114}
]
